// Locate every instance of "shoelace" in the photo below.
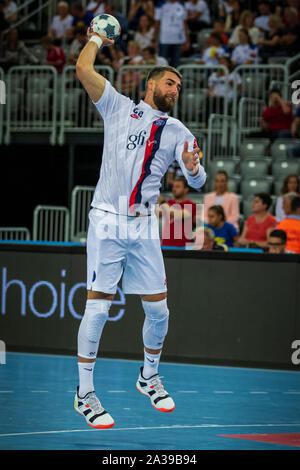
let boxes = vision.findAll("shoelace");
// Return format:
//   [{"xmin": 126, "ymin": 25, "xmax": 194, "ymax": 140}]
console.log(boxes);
[
  {"xmin": 149, "ymin": 376, "xmax": 167, "ymax": 397},
  {"xmin": 86, "ymin": 392, "xmax": 104, "ymax": 414}
]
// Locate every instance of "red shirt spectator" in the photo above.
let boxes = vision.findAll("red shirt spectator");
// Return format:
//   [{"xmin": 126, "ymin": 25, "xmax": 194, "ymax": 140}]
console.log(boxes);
[
  {"xmin": 262, "ymin": 90, "xmax": 293, "ymax": 131},
  {"xmin": 159, "ymin": 177, "xmax": 197, "ymax": 247},
  {"xmin": 161, "ymin": 198, "xmax": 197, "ymax": 247},
  {"xmin": 40, "ymin": 36, "xmax": 66, "ymax": 73},
  {"xmin": 245, "ymin": 213, "xmax": 277, "ymax": 242}
]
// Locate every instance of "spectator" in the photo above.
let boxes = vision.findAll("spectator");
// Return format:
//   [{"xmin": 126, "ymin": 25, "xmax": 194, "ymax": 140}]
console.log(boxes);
[
  {"xmin": 229, "ymin": 10, "xmax": 260, "ymax": 47},
  {"xmin": 197, "ymin": 32, "xmax": 228, "ymax": 65},
  {"xmin": 2, "ymin": 0, "xmax": 17, "ymax": 24},
  {"xmin": 117, "ymin": 40, "xmax": 143, "ymax": 98},
  {"xmin": 40, "ymin": 36, "xmax": 66, "ymax": 73},
  {"xmin": 231, "ymin": 28, "xmax": 259, "ymax": 65},
  {"xmin": 142, "ymin": 46, "xmax": 168, "ymax": 66},
  {"xmin": 238, "ymin": 192, "xmax": 277, "ymax": 249},
  {"xmin": 185, "ymin": 0, "xmax": 211, "ymax": 44},
  {"xmin": 86, "ymin": 0, "xmax": 104, "ymax": 16},
  {"xmin": 154, "ymin": 0, "xmax": 190, "ymax": 68},
  {"xmin": 291, "ymin": 105, "xmax": 300, "ymax": 138},
  {"xmin": 276, "ymin": 196, "xmax": 300, "ymax": 253},
  {"xmin": 193, "ymin": 226, "xmax": 228, "ymax": 251},
  {"xmin": 219, "ymin": 0, "xmax": 235, "ymax": 20},
  {"xmin": 0, "ymin": 7, "xmax": 9, "ymax": 42},
  {"xmin": 206, "ymin": 205, "xmax": 239, "ymax": 248},
  {"xmin": 128, "ymin": 0, "xmax": 155, "ymax": 31},
  {"xmin": 48, "ymin": 1, "xmax": 73, "ymax": 41},
  {"xmin": 258, "ymin": 14, "xmax": 284, "ymax": 62},
  {"xmin": 212, "ymin": 18, "xmax": 229, "ymax": 45},
  {"xmin": 207, "ymin": 55, "xmax": 242, "ymax": 112},
  {"xmin": 103, "ymin": 2, "xmax": 128, "ymax": 41},
  {"xmin": 267, "ymin": 229, "xmax": 287, "ymax": 253},
  {"xmin": 0, "ymin": 27, "xmax": 39, "ymax": 69},
  {"xmin": 261, "ymin": 89, "xmax": 293, "ymax": 139},
  {"xmin": 279, "ymin": 6, "xmax": 300, "ymax": 56},
  {"xmin": 275, "ymin": 174, "xmax": 300, "ymax": 222},
  {"xmin": 134, "ymin": 14, "xmax": 155, "ymax": 50},
  {"xmin": 67, "ymin": 25, "xmax": 87, "ymax": 65},
  {"xmin": 204, "ymin": 170, "xmax": 240, "ymax": 231},
  {"xmin": 224, "ymin": 0, "xmax": 243, "ymax": 33},
  {"xmin": 70, "ymin": 2, "xmax": 93, "ymax": 29},
  {"xmin": 160, "ymin": 176, "xmax": 197, "ymax": 248},
  {"xmin": 254, "ymin": 0, "xmax": 271, "ymax": 33}
]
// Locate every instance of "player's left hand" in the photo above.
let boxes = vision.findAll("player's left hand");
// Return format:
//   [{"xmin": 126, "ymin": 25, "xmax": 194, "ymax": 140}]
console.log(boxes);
[{"xmin": 181, "ymin": 141, "xmax": 202, "ymax": 175}]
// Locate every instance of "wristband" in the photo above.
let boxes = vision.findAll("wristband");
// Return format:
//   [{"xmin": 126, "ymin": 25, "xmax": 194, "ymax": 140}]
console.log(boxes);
[{"xmin": 89, "ymin": 35, "xmax": 103, "ymax": 49}]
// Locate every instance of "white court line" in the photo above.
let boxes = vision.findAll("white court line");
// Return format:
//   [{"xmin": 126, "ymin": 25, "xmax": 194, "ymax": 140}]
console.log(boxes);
[
  {"xmin": 249, "ymin": 392, "xmax": 269, "ymax": 394},
  {"xmin": 107, "ymin": 391, "xmax": 127, "ymax": 393},
  {"xmin": 0, "ymin": 391, "xmax": 14, "ymax": 393},
  {"xmin": 177, "ymin": 391, "xmax": 198, "ymax": 393},
  {"xmin": 1, "ymin": 423, "xmax": 300, "ymax": 438},
  {"xmin": 213, "ymin": 391, "xmax": 234, "ymax": 394},
  {"xmin": 30, "ymin": 391, "xmax": 49, "ymax": 393}
]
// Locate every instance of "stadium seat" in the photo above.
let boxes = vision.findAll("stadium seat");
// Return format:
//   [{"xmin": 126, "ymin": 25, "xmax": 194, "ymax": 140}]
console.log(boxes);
[
  {"xmin": 271, "ymin": 160, "xmax": 300, "ymax": 179},
  {"xmin": 274, "ymin": 178, "xmax": 285, "ymax": 196},
  {"xmin": 242, "ymin": 198, "xmax": 254, "ymax": 219},
  {"xmin": 196, "ymin": 28, "xmax": 213, "ymax": 51},
  {"xmin": 241, "ymin": 178, "xmax": 272, "ymax": 200},
  {"xmin": 209, "ymin": 159, "xmax": 237, "ymax": 178},
  {"xmin": 27, "ymin": 74, "xmax": 52, "ymax": 91},
  {"xmin": 240, "ymin": 158, "xmax": 270, "ymax": 178},
  {"xmin": 270, "ymin": 139, "xmax": 300, "ymax": 159},
  {"xmin": 239, "ymin": 139, "xmax": 270, "ymax": 158},
  {"xmin": 227, "ymin": 177, "xmax": 240, "ymax": 194}
]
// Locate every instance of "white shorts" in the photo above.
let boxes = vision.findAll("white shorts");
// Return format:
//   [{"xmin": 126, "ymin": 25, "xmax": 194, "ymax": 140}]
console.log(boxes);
[{"xmin": 86, "ymin": 207, "xmax": 167, "ymax": 295}]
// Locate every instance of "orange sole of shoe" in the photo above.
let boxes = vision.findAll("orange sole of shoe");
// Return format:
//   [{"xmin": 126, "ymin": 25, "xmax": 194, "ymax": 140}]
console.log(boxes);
[
  {"xmin": 75, "ymin": 407, "xmax": 115, "ymax": 429},
  {"xmin": 136, "ymin": 385, "xmax": 175, "ymax": 413}
]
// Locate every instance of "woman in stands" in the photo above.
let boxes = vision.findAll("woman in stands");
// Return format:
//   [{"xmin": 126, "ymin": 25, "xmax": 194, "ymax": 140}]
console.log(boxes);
[
  {"xmin": 228, "ymin": 10, "xmax": 260, "ymax": 47},
  {"xmin": 258, "ymin": 14, "xmax": 284, "ymax": 63},
  {"xmin": 204, "ymin": 170, "xmax": 240, "ymax": 231},
  {"xmin": 231, "ymin": 28, "xmax": 259, "ymax": 65},
  {"xmin": 275, "ymin": 174, "xmax": 300, "ymax": 222},
  {"xmin": 238, "ymin": 192, "xmax": 277, "ymax": 249},
  {"xmin": 134, "ymin": 14, "xmax": 155, "ymax": 51}
]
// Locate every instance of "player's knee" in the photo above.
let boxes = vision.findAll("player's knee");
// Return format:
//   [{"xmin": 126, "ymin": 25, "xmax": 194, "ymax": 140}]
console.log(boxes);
[
  {"xmin": 87, "ymin": 290, "xmax": 115, "ymax": 301},
  {"xmin": 79, "ymin": 299, "xmax": 111, "ymax": 343},
  {"xmin": 142, "ymin": 298, "xmax": 169, "ymax": 350}
]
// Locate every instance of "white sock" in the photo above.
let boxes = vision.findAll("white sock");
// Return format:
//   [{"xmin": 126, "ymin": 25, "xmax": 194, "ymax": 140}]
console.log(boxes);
[
  {"xmin": 78, "ymin": 361, "xmax": 95, "ymax": 398},
  {"xmin": 143, "ymin": 349, "xmax": 162, "ymax": 379}
]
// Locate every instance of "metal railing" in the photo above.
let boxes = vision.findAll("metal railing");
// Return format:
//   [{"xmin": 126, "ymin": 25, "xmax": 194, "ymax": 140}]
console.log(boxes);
[
  {"xmin": 237, "ymin": 98, "xmax": 265, "ymax": 149},
  {"xmin": 4, "ymin": 0, "xmax": 54, "ymax": 35},
  {"xmin": 286, "ymin": 53, "xmax": 300, "ymax": 82},
  {"xmin": 232, "ymin": 64, "xmax": 289, "ymax": 118},
  {"xmin": 174, "ymin": 65, "xmax": 230, "ymax": 130},
  {"xmin": 0, "ymin": 227, "xmax": 31, "ymax": 241},
  {"xmin": 70, "ymin": 185, "xmax": 95, "ymax": 242},
  {"xmin": 58, "ymin": 65, "xmax": 114, "ymax": 145},
  {"xmin": 33, "ymin": 205, "xmax": 70, "ymax": 242},
  {"xmin": 4, "ymin": 65, "xmax": 58, "ymax": 145},
  {"xmin": 116, "ymin": 65, "xmax": 153, "ymax": 105},
  {"xmin": 207, "ymin": 114, "xmax": 238, "ymax": 164}
]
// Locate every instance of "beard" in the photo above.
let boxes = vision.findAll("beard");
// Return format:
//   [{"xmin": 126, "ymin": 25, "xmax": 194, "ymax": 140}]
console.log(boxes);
[{"xmin": 153, "ymin": 87, "xmax": 175, "ymax": 113}]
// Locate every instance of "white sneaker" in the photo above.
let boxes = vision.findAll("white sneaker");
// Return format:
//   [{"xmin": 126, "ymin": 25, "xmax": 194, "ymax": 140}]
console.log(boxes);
[
  {"xmin": 136, "ymin": 367, "xmax": 175, "ymax": 413},
  {"xmin": 74, "ymin": 387, "xmax": 115, "ymax": 429}
]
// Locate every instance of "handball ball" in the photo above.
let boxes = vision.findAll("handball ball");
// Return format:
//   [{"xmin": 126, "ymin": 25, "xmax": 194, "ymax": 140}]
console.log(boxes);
[{"xmin": 89, "ymin": 14, "xmax": 121, "ymax": 41}]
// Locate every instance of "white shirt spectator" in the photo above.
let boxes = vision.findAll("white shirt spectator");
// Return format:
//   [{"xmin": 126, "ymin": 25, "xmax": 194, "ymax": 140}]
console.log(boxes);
[
  {"xmin": 50, "ymin": 14, "xmax": 73, "ymax": 37},
  {"xmin": 202, "ymin": 45, "xmax": 228, "ymax": 65},
  {"xmin": 275, "ymin": 196, "xmax": 285, "ymax": 222},
  {"xmin": 208, "ymin": 70, "xmax": 242, "ymax": 100},
  {"xmin": 3, "ymin": 0, "xmax": 17, "ymax": 20},
  {"xmin": 86, "ymin": 1, "xmax": 105, "ymax": 16},
  {"xmin": 155, "ymin": 1, "xmax": 187, "ymax": 45},
  {"xmin": 185, "ymin": 0, "xmax": 211, "ymax": 25},
  {"xmin": 254, "ymin": 15, "xmax": 270, "ymax": 32},
  {"xmin": 231, "ymin": 43, "xmax": 259, "ymax": 64},
  {"xmin": 219, "ymin": 0, "xmax": 233, "ymax": 15},
  {"xmin": 134, "ymin": 27, "xmax": 155, "ymax": 50}
]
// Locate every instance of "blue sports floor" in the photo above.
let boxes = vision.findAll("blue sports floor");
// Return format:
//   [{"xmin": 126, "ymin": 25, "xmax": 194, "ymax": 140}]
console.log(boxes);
[{"xmin": 0, "ymin": 352, "xmax": 299, "ymax": 450}]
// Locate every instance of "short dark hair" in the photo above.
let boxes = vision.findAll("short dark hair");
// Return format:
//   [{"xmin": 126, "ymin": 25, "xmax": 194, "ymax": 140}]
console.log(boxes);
[
  {"xmin": 215, "ymin": 170, "xmax": 228, "ymax": 180},
  {"xmin": 74, "ymin": 25, "xmax": 86, "ymax": 36},
  {"xmin": 174, "ymin": 175, "xmax": 189, "ymax": 188},
  {"xmin": 142, "ymin": 46, "xmax": 156, "ymax": 56},
  {"xmin": 208, "ymin": 204, "xmax": 226, "ymax": 221},
  {"xmin": 269, "ymin": 88, "xmax": 282, "ymax": 98},
  {"xmin": 269, "ymin": 229, "xmax": 287, "ymax": 243},
  {"xmin": 255, "ymin": 192, "xmax": 272, "ymax": 210},
  {"xmin": 291, "ymin": 196, "xmax": 300, "ymax": 212},
  {"xmin": 146, "ymin": 66, "xmax": 182, "ymax": 86}
]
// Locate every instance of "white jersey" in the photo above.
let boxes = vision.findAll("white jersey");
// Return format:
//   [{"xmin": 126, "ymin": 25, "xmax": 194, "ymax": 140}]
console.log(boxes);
[{"xmin": 91, "ymin": 79, "xmax": 206, "ymax": 216}]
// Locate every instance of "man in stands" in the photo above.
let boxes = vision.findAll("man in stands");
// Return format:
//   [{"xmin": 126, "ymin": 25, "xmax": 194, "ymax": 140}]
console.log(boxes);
[{"xmin": 267, "ymin": 229, "xmax": 287, "ymax": 254}]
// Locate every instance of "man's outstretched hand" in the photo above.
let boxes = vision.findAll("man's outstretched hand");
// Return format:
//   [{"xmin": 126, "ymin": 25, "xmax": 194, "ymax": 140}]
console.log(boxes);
[{"xmin": 181, "ymin": 141, "xmax": 202, "ymax": 175}]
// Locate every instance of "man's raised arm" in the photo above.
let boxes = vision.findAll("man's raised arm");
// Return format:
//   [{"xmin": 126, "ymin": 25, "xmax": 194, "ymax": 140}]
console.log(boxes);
[{"xmin": 76, "ymin": 32, "xmax": 114, "ymax": 103}]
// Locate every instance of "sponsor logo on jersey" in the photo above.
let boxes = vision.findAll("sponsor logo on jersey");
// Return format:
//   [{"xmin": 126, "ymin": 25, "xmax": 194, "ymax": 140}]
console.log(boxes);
[
  {"xmin": 127, "ymin": 130, "xmax": 147, "ymax": 150},
  {"xmin": 130, "ymin": 107, "xmax": 144, "ymax": 120},
  {"xmin": 154, "ymin": 118, "xmax": 166, "ymax": 126}
]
